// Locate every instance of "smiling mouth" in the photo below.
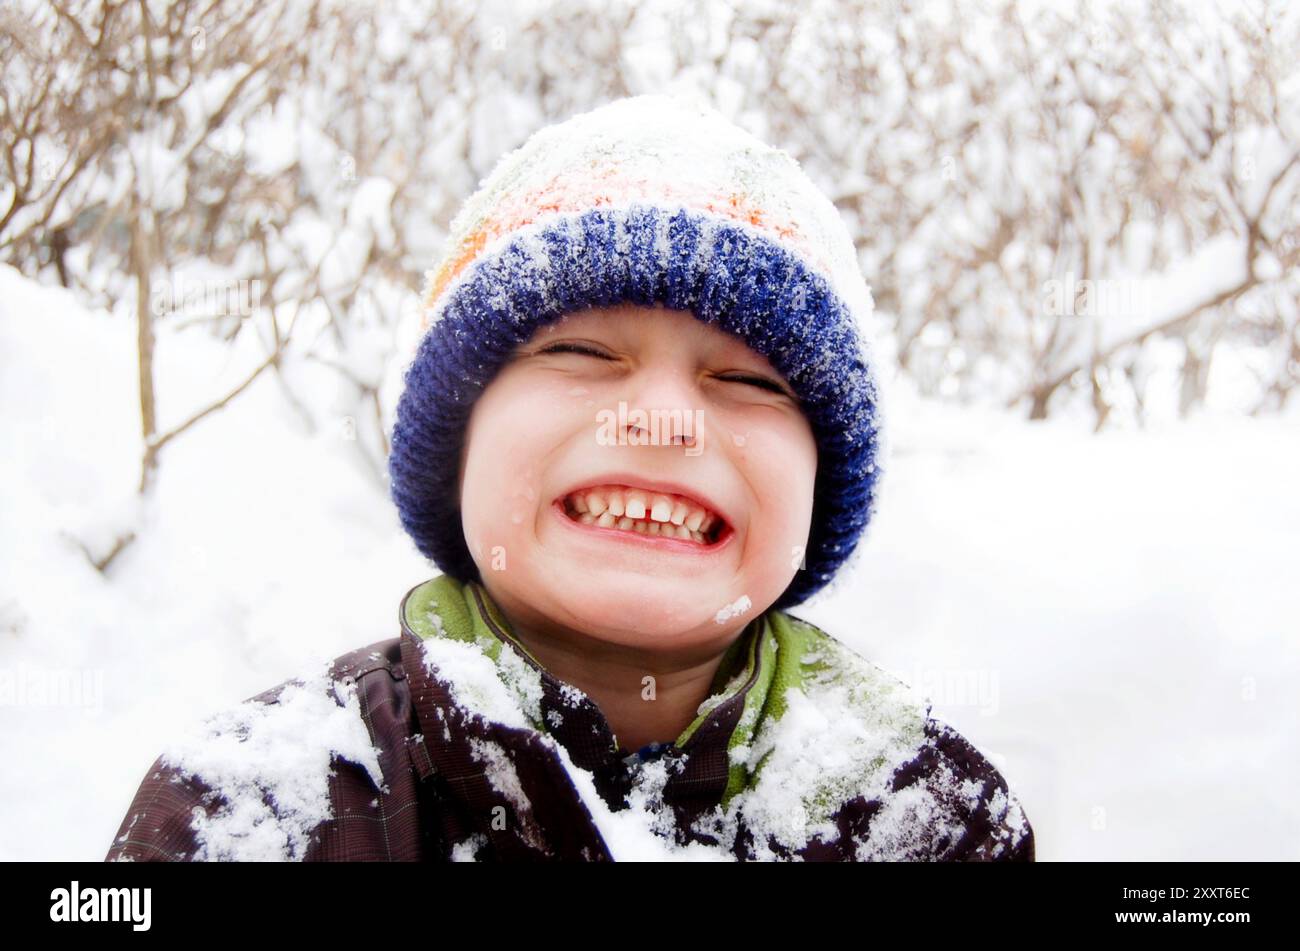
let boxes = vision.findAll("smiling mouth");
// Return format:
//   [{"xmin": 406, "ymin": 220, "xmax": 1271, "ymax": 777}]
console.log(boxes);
[{"xmin": 558, "ymin": 483, "xmax": 727, "ymax": 546}]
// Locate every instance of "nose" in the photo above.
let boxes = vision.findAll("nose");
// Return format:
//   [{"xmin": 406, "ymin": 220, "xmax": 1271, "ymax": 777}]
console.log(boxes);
[
  {"xmin": 619, "ymin": 365, "xmax": 704, "ymax": 450},
  {"xmin": 624, "ymin": 419, "xmax": 698, "ymax": 449}
]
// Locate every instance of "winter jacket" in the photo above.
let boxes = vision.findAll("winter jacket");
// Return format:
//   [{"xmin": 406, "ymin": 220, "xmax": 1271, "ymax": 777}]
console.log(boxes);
[{"xmin": 104, "ymin": 574, "xmax": 1035, "ymax": 861}]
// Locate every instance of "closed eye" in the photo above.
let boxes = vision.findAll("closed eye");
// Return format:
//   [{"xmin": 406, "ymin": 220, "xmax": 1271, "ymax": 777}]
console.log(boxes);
[
  {"xmin": 718, "ymin": 373, "xmax": 795, "ymax": 397},
  {"xmin": 537, "ymin": 342, "xmax": 613, "ymax": 359},
  {"xmin": 536, "ymin": 342, "xmax": 794, "ymax": 397}
]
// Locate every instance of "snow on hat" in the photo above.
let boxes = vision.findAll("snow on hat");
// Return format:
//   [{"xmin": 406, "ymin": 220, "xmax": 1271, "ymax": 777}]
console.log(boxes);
[{"xmin": 388, "ymin": 93, "xmax": 887, "ymax": 609}]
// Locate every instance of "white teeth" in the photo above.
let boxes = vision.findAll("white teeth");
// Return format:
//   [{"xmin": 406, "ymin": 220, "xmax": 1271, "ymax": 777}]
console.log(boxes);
[
  {"xmin": 650, "ymin": 494, "xmax": 673, "ymax": 522},
  {"xmin": 562, "ymin": 483, "xmax": 724, "ymax": 545}
]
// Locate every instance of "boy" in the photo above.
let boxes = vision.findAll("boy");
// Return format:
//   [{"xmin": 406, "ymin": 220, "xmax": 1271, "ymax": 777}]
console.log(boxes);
[{"xmin": 105, "ymin": 94, "xmax": 1034, "ymax": 861}]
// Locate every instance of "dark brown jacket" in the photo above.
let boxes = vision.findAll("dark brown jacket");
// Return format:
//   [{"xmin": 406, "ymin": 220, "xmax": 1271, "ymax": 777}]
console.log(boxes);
[{"xmin": 105, "ymin": 575, "xmax": 1035, "ymax": 861}]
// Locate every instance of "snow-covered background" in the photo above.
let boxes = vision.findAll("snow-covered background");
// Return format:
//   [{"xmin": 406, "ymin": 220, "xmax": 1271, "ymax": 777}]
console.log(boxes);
[
  {"xmin": 3, "ymin": 262, "xmax": 1296, "ymax": 861},
  {"xmin": 2, "ymin": 0, "xmax": 1298, "ymax": 860}
]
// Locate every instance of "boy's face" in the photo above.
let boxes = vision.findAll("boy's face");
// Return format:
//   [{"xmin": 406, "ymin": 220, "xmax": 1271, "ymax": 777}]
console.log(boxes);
[{"xmin": 457, "ymin": 303, "xmax": 817, "ymax": 653}]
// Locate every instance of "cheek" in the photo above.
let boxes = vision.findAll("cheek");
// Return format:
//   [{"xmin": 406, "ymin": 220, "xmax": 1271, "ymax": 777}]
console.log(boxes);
[
  {"xmin": 735, "ymin": 422, "xmax": 817, "ymax": 595},
  {"xmin": 460, "ymin": 376, "xmax": 592, "ymax": 552},
  {"xmin": 736, "ymin": 419, "xmax": 818, "ymax": 534}
]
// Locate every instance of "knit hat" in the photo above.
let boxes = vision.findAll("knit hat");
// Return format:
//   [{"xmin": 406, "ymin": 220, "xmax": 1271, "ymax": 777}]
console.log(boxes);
[{"xmin": 388, "ymin": 94, "xmax": 887, "ymax": 609}]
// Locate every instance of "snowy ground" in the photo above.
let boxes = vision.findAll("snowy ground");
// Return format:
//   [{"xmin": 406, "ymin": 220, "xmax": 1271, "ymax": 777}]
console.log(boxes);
[{"xmin": 1, "ymin": 262, "xmax": 1296, "ymax": 861}]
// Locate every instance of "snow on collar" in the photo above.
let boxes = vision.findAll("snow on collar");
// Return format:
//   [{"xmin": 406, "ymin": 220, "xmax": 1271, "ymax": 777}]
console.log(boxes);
[
  {"xmin": 397, "ymin": 573, "xmax": 766, "ymax": 754},
  {"xmin": 689, "ymin": 625, "xmax": 935, "ymax": 858},
  {"xmin": 400, "ymin": 574, "xmax": 549, "ymax": 733}
]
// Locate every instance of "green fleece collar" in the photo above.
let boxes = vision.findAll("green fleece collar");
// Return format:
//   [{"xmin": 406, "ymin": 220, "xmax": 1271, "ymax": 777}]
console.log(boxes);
[{"xmin": 399, "ymin": 573, "xmax": 794, "ymax": 799}]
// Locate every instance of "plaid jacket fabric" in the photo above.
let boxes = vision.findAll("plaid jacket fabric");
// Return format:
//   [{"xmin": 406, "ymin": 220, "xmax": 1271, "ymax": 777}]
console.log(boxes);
[{"xmin": 104, "ymin": 576, "xmax": 1035, "ymax": 862}]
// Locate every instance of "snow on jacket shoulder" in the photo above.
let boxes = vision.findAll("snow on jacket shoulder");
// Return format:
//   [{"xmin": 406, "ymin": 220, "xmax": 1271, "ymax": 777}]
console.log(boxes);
[{"xmin": 104, "ymin": 575, "xmax": 1035, "ymax": 862}]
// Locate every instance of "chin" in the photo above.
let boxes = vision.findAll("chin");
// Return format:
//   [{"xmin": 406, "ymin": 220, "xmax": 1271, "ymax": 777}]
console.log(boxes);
[{"xmin": 544, "ymin": 571, "xmax": 742, "ymax": 643}]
